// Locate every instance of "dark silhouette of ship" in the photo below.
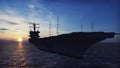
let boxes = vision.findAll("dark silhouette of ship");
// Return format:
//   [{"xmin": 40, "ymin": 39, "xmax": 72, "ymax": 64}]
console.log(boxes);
[{"xmin": 29, "ymin": 23, "xmax": 115, "ymax": 58}]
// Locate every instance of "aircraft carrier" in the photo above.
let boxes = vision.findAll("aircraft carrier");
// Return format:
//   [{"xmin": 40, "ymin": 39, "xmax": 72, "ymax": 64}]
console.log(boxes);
[{"xmin": 29, "ymin": 23, "xmax": 115, "ymax": 58}]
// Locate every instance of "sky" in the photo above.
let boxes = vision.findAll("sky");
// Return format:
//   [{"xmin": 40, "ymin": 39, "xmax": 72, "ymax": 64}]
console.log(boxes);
[{"xmin": 0, "ymin": 0, "xmax": 120, "ymax": 41}]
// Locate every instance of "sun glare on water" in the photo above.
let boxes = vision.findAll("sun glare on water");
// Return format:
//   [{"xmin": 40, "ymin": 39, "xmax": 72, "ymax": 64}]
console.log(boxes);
[{"xmin": 17, "ymin": 37, "xmax": 23, "ymax": 42}]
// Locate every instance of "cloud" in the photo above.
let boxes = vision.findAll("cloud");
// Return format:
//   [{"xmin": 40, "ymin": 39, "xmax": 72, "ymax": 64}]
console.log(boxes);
[
  {"xmin": 26, "ymin": 0, "xmax": 60, "ymax": 36},
  {"xmin": 0, "ymin": 9, "xmax": 26, "ymax": 25},
  {"xmin": 28, "ymin": 4, "xmax": 35, "ymax": 9},
  {"xmin": 0, "ymin": 28, "xmax": 8, "ymax": 30},
  {"xmin": 0, "ymin": 0, "xmax": 59, "ymax": 38},
  {"xmin": 0, "ymin": 19, "xmax": 19, "ymax": 25},
  {"xmin": 27, "ymin": 0, "xmax": 56, "ymax": 21},
  {"xmin": 7, "ymin": 22, "xmax": 19, "ymax": 25}
]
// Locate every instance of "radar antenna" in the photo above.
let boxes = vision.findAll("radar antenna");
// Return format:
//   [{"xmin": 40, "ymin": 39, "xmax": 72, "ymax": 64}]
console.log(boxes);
[{"xmin": 29, "ymin": 23, "xmax": 40, "ymax": 32}]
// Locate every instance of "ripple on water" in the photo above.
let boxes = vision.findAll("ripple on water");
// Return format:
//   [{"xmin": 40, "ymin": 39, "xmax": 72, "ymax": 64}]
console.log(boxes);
[{"xmin": 0, "ymin": 42, "xmax": 120, "ymax": 68}]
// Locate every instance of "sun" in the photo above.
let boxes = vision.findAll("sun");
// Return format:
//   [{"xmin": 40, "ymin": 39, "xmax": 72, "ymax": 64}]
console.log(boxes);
[{"xmin": 17, "ymin": 37, "xmax": 23, "ymax": 42}]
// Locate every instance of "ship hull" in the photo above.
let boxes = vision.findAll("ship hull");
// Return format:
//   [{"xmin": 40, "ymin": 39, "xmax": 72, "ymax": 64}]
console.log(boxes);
[
  {"xmin": 29, "ymin": 38, "xmax": 103, "ymax": 58},
  {"xmin": 29, "ymin": 32, "xmax": 115, "ymax": 58}
]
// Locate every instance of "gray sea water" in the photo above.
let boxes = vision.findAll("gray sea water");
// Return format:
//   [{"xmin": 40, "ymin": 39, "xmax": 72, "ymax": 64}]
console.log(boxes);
[{"xmin": 0, "ymin": 41, "xmax": 120, "ymax": 68}]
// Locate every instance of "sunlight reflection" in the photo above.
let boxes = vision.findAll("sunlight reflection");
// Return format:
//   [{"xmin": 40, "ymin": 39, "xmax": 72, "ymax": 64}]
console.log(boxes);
[
  {"xmin": 18, "ymin": 42, "xmax": 23, "ymax": 49},
  {"xmin": 12, "ymin": 42, "xmax": 27, "ymax": 66}
]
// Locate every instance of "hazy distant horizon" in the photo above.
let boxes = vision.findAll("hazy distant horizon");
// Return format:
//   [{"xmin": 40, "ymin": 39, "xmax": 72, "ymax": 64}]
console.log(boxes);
[{"xmin": 0, "ymin": 35, "xmax": 120, "ymax": 43}]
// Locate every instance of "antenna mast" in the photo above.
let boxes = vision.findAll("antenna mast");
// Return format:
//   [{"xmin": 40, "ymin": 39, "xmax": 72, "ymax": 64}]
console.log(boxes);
[
  {"xmin": 81, "ymin": 24, "xmax": 83, "ymax": 32},
  {"xmin": 91, "ymin": 20, "xmax": 94, "ymax": 32},
  {"xmin": 49, "ymin": 21, "xmax": 51, "ymax": 37},
  {"xmin": 29, "ymin": 23, "xmax": 40, "ymax": 32},
  {"xmin": 57, "ymin": 17, "xmax": 59, "ymax": 35}
]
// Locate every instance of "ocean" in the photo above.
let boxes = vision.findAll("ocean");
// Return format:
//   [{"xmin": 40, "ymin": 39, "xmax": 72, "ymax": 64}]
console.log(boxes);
[{"xmin": 0, "ymin": 40, "xmax": 120, "ymax": 68}]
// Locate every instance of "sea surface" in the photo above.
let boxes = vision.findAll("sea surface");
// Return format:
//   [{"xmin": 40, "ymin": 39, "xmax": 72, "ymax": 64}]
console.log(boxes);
[{"xmin": 0, "ymin": 41, "xmax": 120, "ymax": 68}]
